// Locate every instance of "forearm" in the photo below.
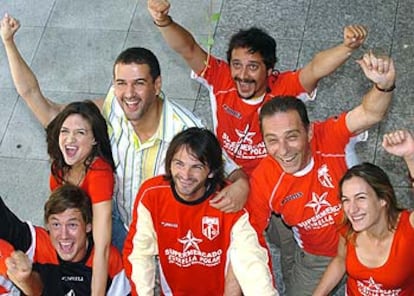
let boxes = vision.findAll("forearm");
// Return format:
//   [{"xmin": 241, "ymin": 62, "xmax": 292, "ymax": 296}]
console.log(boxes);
[
  {"xmin": 153, "ymin": 17, "xmax": 207, "ymax": 74},
  {"xmin": 91, "ymin": 202, "xmax": 111, "ymax": 296},
  {"xmin": 300, "ymin": 43, "xmax": 354, "ymax": 92},
  {"xmin": 404, "ymin": 155, "xmax": 414, "ymax": 184},
  {"xmin": 3, "ymin": 39, "xmax": 59, "ymax": 126},
  {"xmin": 91, "ymin": 244, "xmax": 110, "ymax": 296},
  {"xmin": 313, "ymin": 257, "xmax": 346, "ymax": 296}
]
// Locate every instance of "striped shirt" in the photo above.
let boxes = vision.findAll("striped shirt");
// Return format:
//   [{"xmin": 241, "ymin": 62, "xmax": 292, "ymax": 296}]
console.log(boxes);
[{"xmin": 102, "ymin": 87, "xmax": 238, "ymax": 226}]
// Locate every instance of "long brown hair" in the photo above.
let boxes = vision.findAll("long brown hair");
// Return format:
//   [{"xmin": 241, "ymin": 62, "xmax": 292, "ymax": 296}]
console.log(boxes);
[{"xmin": 46, "ymin": 101, "xmax": 115, "ymax": 184}]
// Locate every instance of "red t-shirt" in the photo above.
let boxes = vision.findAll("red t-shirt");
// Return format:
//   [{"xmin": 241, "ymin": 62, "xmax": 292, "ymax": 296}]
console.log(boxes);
[
  {"xmin": 346, "ymin": 210, "xmax": 414, "ymax": 295},
  {"xmin": 194, "ymin": 56, "xmax": 308, "ymax": 176},
  {"xmin": 247, "ymin": 113, "xmax": 352, "ymax": 256},
  {"xmin": 50, "ymin": 157, "xmax": 114, "ymax": 204}
]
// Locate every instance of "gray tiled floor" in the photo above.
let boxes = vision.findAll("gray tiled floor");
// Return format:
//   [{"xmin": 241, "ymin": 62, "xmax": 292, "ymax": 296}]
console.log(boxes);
[{"xmin": 0, "ymin": 0, "xmax": 413, "ymax": 230}]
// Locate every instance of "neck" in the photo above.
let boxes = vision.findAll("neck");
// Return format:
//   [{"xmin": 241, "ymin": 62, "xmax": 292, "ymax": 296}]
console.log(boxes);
[{"xmin": 131, "ymin": 97, "xmax": 163, "ymax": 142}]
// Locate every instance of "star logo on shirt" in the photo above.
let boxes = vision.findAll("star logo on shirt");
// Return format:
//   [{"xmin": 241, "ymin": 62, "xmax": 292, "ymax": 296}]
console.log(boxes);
[
  {"xmin": 305, "ymin": 192, "xmax": 331, "ymax": 215},
  {"xmin": 235, "ymin": 125, "xmax": 256, "ymax": 145},
  {"xmin": 362, "ymin": 277, "xmax": 383, "ymax": 291},
  {"xmin": 178, "ymin": 230, "xmax": 203, "ymax": 252}
]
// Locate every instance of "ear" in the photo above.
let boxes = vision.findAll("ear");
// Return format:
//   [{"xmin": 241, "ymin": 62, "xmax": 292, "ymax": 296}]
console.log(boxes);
[
  {"xmin": 154, "ymin": 76, "xmax": 162, "ymax": 96},
  {"xmin": 267, "ymin": 68, "xmax": 273, "ymax": 77},
  {"xmin": 86, "ymin": 223, "xmax": 92, "ymax": 234},
  {"xmin": 208, "ymin": 171, "xmax": 215, "ymax": 179},
  {"xmin": 380, "ymin": 199, "xmax": 387, "ymax": 207},
  {"xmin": 91, "ymin": 139, "xmax": 97, "ymax": 145}
]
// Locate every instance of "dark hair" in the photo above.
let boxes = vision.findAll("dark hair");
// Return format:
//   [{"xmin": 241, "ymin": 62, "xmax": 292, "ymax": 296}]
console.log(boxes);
[
  {"xmin": 113, "ymin": 47, "xmax": 161, "ymax": 81},
  {"xmin": 227, "ymin": 27, "xmax": 277, "ymax": 70},
  {"xmin": 259, "ymin": 96, "xmax": 310, "ymax": 132},
  {"xmin": 339, "ymin": 162, "xmax": 403, "ymax": 242},
  {"xmin": 44, "ymin": 184, "xmax": 92, "ymax": 225},
  {"xmin": 164, "ymin": 127, "xmax": 225, "ymax": 189},
  {"xmin": 46, "ymin": 101, "xmax": 115, "ymax": 184}
]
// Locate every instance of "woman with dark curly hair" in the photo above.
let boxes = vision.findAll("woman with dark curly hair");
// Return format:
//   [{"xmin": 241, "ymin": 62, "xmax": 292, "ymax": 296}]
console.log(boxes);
[{"xmin": 46, "ymin": 100, "xmax": 115, "ymax": 295}]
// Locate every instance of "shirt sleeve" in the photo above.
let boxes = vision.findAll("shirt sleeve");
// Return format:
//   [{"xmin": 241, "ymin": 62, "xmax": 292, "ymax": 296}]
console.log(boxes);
[
  {"xmin": 229, "ymin": 211, "xmax": 278, "ymax": 296},
  {"xmin": 123, "ymin": 197, "xmax": 158, "ymax": 296}
]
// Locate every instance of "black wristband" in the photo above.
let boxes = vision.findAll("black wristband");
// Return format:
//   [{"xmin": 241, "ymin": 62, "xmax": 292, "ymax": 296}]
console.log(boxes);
[
  {"xmin": 153, "ymin": 16, "xmax": 173, "ymax": 28},
  {"xmin": 375, "ymin": 83, "xmax": 396, "ymax": 92}
]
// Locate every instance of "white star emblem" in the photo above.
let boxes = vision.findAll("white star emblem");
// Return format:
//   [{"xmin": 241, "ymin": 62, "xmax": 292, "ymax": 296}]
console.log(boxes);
[
  {"xmin": 178, "ymin": 230, "xmax": 203, "ymax": 252},
  {"xmin": 362, "ymin": 277, "xmax": 383, "ymax": 291},
  {"xmin": 305, "ymin": 192, "xmax": 331, "ymax": 214}
]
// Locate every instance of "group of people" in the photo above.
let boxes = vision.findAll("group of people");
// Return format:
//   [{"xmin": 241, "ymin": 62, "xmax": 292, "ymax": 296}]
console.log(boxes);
[{"xmin": 0, "ymin": 0, "xmax": 412, "ymax": 294}]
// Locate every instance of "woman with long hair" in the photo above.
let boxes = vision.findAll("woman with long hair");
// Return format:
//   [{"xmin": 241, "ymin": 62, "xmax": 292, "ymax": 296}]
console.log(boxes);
[{"xmin": 314, "ymin": 130, "xmax": 414, "ymax": 295}]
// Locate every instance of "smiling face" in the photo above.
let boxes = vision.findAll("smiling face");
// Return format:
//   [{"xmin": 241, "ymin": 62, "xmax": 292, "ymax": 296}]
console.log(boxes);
[
  {"xmin": 47, "ymin": 208, "xmax": 91, "ymax": 262},
  {"xmin": 58, "ymin": 114, "xmax": 96, "ymax": 168},
  {"xmin": 113, "ymin": 62, "xmax": 161, "ymax": 124},
  {"xmin": 262, "ymin": 110, "xmax": 312, "ymax": 174},
  {"xmin": 170, "ymin": 146, "xmax": 213, "ymax": 202},
  {"xmin": 341, "ymin": 176, "xmax": 387, "ymax": 233},
  {"xmin": 230, "ymin": 47, "xmax": 271, "ymax": 100}
]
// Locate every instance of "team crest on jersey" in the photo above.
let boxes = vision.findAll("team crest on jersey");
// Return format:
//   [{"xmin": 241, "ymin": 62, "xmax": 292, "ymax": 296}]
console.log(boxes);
[
  {"xmin": 317, "ymin": 164, "xmax": 334, "ymax": 188},
  {"xmin": 202, "ymin": 216, "xmax": 219, "ymax": 240}
]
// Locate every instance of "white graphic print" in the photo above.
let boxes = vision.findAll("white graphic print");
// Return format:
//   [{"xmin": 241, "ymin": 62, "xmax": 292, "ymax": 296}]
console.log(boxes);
[
  {"xmin": 235, "ymin": 125, "xmax": 255, "ymax": 145},
  {"xmin": 202, "ymin": 216, "xmax": 219, "ymax": 240},
  {"xmin": 305, "ymin": 192, "xmax": 331, "ymax": 215},
  {"xmin": 165, "ymin": 229, "xmax": 222, "ymax": 267},
  {"xmin": 317, "ymin": 164, "xmax": 334, "ymax": 188},
  {"xmin": 357, "ymin": 277, "xmax": 402, "ymax": 295},
  {"xmin": 222, "ymin": 125, "xmax": 267, "ymax": 160},
  {"xmin": 178, "ymin": 230, "xmax": 202, "ymax": 252},
  {"xmin": 65, "ymin": 289, "xmax": 76, "ymax": 296}
]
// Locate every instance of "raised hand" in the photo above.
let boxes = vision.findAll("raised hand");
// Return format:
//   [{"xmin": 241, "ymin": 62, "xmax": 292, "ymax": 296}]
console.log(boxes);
[
  {"xmin": 0, "ymin": 13, "xmax": 20, "ymax": 44},
  {"xmin": 356, "ymin": 51, "xmax": 395, "ymax": 89},
  {"xmin": 382, "ymin": 130, "xmax": 414, "ymax": 160},
  {"xmin": 343, "ymin": 25, "xmax": 367, "ymax": 49},
  {"xmin": 148, "ymin": 0, "xmax": 171, "ymax": 25}
]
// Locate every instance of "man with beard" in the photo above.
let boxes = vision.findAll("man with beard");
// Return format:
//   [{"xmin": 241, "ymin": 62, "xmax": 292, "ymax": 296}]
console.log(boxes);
[
  {"xmin": 0, "ymin": 13, "xmax": 249, "ymax": 256},
  {"xmin": 123, "ymin": 127, "xmax": 277, "ymax": 296}
]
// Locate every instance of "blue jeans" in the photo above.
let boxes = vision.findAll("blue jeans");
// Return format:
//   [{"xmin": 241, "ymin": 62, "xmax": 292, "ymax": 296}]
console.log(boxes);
[{"xmin": 111, "ymin": 205, "xmax": 128, "ymax": 253}]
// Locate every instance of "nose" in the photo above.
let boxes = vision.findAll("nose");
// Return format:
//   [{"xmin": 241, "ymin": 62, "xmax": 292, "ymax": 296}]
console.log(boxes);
[
  {"xmin": 181, "ymin": 166, "xmax": 191, "ymax": 179},
  {"xmin": 278, "ymin": 139, "xmax": 289, "ymax": 156},
  {"xmin": 347, "ymin": 199, "xmax": 358, "ymax": 214},
  {"xmin": 67, "ymin": 132, "xmax": 76, "ymax": 143},
  {"xmin": 125, "ymin": 83, "xmax": 135, "ymax": 98},
  {"xmin": 239, "ymin": 66, "xmax": 249, "ymax": 80},
  {"xmin": 60, "ymin": 225, "xmax": 70, "ymax": 239}
]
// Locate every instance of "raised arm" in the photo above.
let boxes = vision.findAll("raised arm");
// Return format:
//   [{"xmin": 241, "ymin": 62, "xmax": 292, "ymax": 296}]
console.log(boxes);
[
  {"xmin": 147, "ymin": 0, "xmax": 208, "ymax": 74},
  {"xmin": 345, "ymin": 52, "xmax": 395, "ymax": 135},
  {"xmin": 382, "ymin": 130, "xmax": 414, "ymax": 184},
  {"xmin": 0, "ymin": 13, "xmax": 64, "ymax": 127},
  {"xmin": 299, "ymin": 25, "xmax": 367, "ymax": 93}
]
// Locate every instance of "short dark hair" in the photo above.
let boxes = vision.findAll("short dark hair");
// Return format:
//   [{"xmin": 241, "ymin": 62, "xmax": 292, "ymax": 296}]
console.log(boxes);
[
  {"xmin": 44, "ymin": 184, "xmax": 92, "ymax": 226},
  {"xmin": 339, "ymin": 162, "xmax": 402, "ymax": 242},
  {"xmin": 46, "ymin": 101, "xmax": 115, "ymax": 184},
  {"xmin": 113, "ymin": 47, "xmax": 161, "ymax": 81},
  {"xmin": 259, "ymin": 96, "xmax": 310, "ymax": 132},
  {"xmin": 164, "ymin": 127, "xmax": 225, "ymax": 189},
  {"xmin": 227, "ymin": 27, "xmax": 277, "ymax": 70}
]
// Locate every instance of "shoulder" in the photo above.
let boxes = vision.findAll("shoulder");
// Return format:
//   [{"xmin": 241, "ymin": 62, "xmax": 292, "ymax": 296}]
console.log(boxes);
[
  {"xmin": 90, "ymin": 157, "xmax": 113, "ymax": 171},
  {"xmin": 163, "ymin": 98, "xmax": 203, "ymax": 128}
]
